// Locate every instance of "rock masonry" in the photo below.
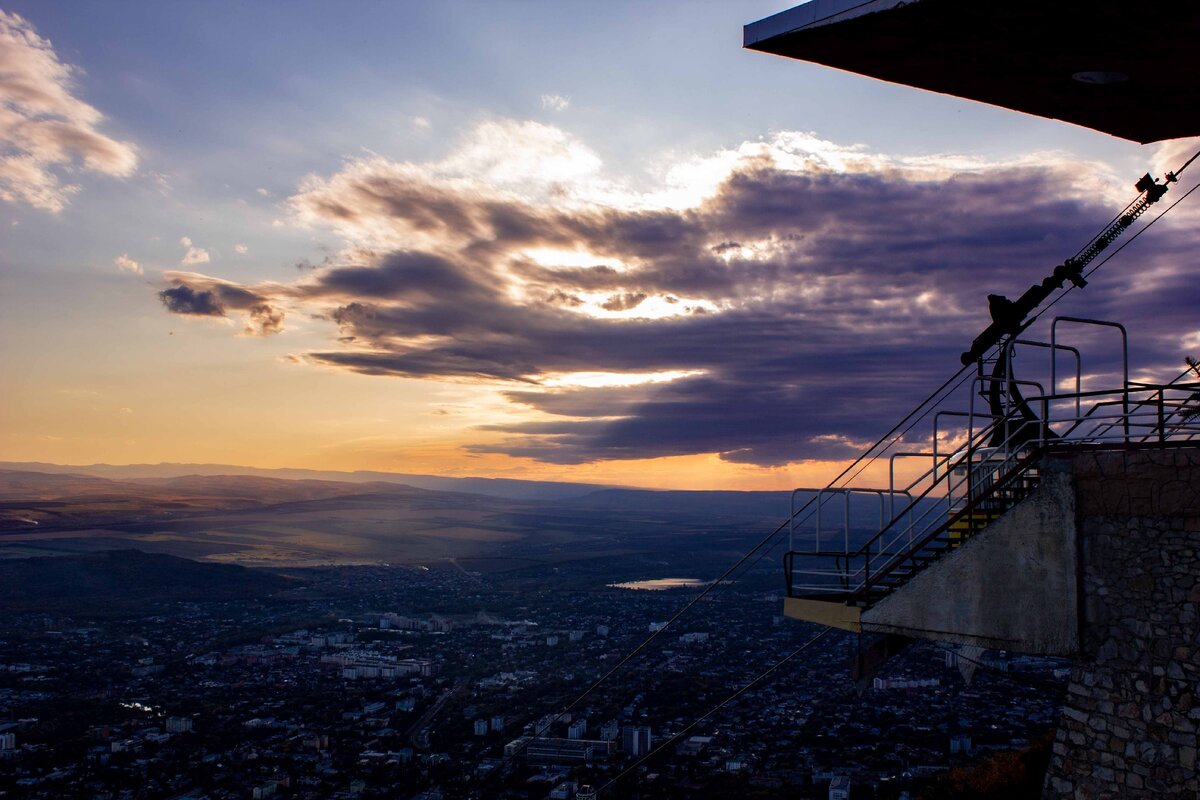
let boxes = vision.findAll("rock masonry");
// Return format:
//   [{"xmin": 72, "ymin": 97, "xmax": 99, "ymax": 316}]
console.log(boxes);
[{"xmin": 1044, "ymin": 447, "xmax": 1200, "ymax": 798}]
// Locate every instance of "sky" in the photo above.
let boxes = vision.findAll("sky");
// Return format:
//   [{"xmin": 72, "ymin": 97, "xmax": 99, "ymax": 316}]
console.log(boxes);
[{"xmin": 1, "ymin": 1, "xmax": 1198, "ymax": 490}]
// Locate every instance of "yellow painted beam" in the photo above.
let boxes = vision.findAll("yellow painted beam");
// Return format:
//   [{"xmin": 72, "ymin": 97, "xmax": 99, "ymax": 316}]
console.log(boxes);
[{"xmin": 783, "ymin": 597, "xmax": 862, "ymax": 632}]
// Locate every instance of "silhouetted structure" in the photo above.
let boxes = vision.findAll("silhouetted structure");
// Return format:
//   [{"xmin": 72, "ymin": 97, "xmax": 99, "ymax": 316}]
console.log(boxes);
[
  {"xmin": 745, "ymin": 0, "xmax": 1200, "ymax": 143},
  {"xmin": 746, "ymin": 2, "xmax": 1200, "ymax": 796}
]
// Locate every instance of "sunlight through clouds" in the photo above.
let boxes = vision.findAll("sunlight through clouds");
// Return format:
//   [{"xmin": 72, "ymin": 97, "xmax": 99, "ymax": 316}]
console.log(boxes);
[
  {"xmin": 539, "ymin": 370, "xmax": 707, "ymax": 389},
  {"xmin": 152, "ymin": 117, "xmax": 1200, "ymax": 467}
]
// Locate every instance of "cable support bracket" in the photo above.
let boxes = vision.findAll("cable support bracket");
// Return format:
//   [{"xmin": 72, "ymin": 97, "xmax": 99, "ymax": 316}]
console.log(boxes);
[{"xmin": 959, "ymin": 169, "xmax": 1175, "ymax": 365}]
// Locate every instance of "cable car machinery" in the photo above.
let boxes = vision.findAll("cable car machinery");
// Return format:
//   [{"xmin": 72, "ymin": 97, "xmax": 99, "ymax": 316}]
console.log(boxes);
[{"xmin": 783, "ymin": 161, "xmax": 1200, "ymax": 608}]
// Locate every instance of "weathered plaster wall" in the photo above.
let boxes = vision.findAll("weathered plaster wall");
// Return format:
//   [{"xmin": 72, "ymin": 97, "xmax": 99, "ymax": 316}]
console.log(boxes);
[{"xmin": 1044, "ymin": 447, "xmax": 1200, "ymax": 798}]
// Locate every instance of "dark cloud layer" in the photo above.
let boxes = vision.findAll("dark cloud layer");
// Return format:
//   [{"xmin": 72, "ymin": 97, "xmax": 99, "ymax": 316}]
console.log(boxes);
[{"xmin": 157, "ymin": 137, "xmax": 1200, "ymax": 465}]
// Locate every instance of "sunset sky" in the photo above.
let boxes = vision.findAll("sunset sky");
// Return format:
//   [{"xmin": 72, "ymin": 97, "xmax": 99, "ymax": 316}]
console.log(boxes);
[{"xmin": 2, "ymin": 1, "xmax": 1198, "ymax": 490}]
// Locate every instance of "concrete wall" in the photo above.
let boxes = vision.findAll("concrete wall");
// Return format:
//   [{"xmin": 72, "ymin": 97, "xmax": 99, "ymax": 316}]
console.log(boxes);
[
  {"xmin": 861, "ymin": 461, "xmax": 1078, "ymax": 654},
  {"xmin": 849, "ymin": 444, "xmax": 1200, "ymax": 796},
  {"xmin": 1043, "ymin": 447, "xmax": 1200, "ymax": 798}
]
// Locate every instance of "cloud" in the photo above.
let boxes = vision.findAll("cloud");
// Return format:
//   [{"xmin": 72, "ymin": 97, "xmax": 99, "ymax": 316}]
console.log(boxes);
[
  {"xmin": 1152, "ymin": 137, "xmax": 1200, "ymax": 179},
  {"xmin": 179, "ymin": 236, "xmax": 210, "ymax": 265},
  {"xmin": 156, "ymin": 121, "xmax": 1200, "ymax": 465},
  {"xmin": 149, "ymin": 171, "xmax": 171, "ymax": 194},
  {"xmin": 437, "ymin": 119, "xmax": 601, "ymax": 189},
  {"xmin": 158, "ymin": 284, "xmax": 224, "ymax": 316},
  {"xmin": 0, "ymin": 10, "xmax": 137, "ymax": 212},
  {"xmin": 600, "ymin": 292, "xmax": 647, "ymax": 311},
  {"xmin": 114, "ymin": 254, "xmax": 141, "ymax": 275},
  {"xmin": 234, "ymin": 243, "xmax": 249, "ymax": 254},
  {"xmin": 158, "ymin": 273, "xmax": 284, "ymax": 335},
  {"xmin": 246, "ymin": 303, "xmax": 284, "ymax": 336},
  {"xmin": 541, "ymin": 94, "xmax": 570, "ymax": 111}
]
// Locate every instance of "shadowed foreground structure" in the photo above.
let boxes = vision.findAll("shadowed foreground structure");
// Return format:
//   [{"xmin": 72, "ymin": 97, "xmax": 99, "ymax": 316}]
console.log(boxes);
[
  {"xmin": 887, "ymin": 447, "xmax": 1200, "ymax": 795},
  {"xmin": 1042, "ymin": 448, "xmax": 1200, "ymax": 796},
  {"xmin": 784, "ymin": 445, "xmax": 1200, "ymax": 796},
  {"xmin": 745, "ymin": 0, "xmax": 1200, "ymax": 144},
  {"xmin": 746, "ymin": 1, "xmax": 1200, "ymax": 794},
  {"xmin": 923, "ymin": 732, "xmax": 1055, "ymax": 800}
]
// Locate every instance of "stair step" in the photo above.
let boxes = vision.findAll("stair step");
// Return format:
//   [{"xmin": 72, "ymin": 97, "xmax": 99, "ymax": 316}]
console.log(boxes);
[{"xmin": 847, "ymin": 459, "xmax": 1046, "ymax": 608}]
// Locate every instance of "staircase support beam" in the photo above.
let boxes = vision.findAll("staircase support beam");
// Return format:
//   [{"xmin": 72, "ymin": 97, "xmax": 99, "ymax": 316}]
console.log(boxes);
[{"xmin": 783, "ymin": 597, "xmax": 862, "ymax": 632}]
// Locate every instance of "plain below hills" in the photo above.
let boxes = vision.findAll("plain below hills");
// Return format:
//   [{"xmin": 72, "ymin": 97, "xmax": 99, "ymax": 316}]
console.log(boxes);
[
  {"xmin": 0, "ymin": 549, "xmax": 296, "ymax": 610},
  {"xmin": 0, "ymin": 466, "xmax": 811, "ymax": 584}
]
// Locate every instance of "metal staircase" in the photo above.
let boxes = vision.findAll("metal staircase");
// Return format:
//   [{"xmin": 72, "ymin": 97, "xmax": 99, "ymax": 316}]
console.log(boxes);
[
  {"xmin": 854, "ymin": 444, "xmax": 1043, "ymax": 604},
  {"xmin": 782, "ymin": 319, "xmax": 1200, "ymax": 612}
]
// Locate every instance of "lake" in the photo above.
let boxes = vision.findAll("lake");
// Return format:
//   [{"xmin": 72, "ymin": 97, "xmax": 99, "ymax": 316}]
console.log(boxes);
[{"xmin": 607, "ymin": 577, "xmax": 706, "ymax": 591}]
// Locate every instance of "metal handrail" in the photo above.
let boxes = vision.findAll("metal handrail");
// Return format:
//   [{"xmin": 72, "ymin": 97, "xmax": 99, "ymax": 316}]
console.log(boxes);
[
  {"xmin": 858, "ymin": 446, "xmax": 1045, "ymax": 597},
  {"xmin": 788, "ymin": 408, "xmax": 1035, "ymax": 577},
  {"xmin": 1052, "ymin": 317, "xmax": 1128, "ymax": 436},
  {"xmin": 784, "ymin": 378, "xmax": 1200, "ymax": 599},
  {"xmin": 785, "ymin": 440, "xmax": 1040, "ymax": 597}
]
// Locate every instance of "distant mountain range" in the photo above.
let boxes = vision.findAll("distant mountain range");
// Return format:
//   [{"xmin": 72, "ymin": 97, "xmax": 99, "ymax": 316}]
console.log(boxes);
[
  {"xmin": 0, "ymin": 460, "xmax": 617, "ymax": 501},
  {"xmin": 0, "ymin": 468, "xmax": 477, "ymax": 531},
  {"xmin": 0, "ymin": 465, "xmax": 801, "ymax": 574}
]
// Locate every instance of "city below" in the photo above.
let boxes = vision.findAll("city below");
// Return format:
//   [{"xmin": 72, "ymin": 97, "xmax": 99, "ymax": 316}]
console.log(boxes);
[{"xmin": 0, "ymin": 545, "xmax": 1067, "ymax": 799}]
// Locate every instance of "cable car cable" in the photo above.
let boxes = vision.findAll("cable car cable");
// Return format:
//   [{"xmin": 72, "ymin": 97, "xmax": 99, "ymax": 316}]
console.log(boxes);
[
  {"xmin": 598, "ymin": 626, "xmax": 833, "ymax": 796},
  {"xmin": 589, "ymin": 158, "xmax": 1200, "ymax": 789},
  {"xmin": 490, "ymin": 156, "xmax": 1200, "ymax": 786}
]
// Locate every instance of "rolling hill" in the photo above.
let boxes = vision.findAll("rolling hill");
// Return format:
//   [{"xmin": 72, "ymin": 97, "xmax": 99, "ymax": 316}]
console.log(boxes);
[{"xmin": 0, "ymin": 467, "xmax": 802, "ymax": 582}]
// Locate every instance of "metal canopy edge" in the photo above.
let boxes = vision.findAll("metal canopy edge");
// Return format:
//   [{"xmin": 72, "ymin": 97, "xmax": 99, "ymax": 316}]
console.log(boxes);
[{"xmin": 744, "ymin": 0, "xmax": 1200, "ymax": 143}]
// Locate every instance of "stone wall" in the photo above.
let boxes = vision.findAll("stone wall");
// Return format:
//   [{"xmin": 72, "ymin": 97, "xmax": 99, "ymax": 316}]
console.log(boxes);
[{"xmin": 1044, "ymin": 447, "xmax": 1200, "ymax": 798}]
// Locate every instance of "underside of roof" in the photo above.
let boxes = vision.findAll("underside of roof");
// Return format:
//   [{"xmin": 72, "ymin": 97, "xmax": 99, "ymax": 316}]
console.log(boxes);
[{"xmin": 744, "ymin": 0, "xmax": 1200, "ymax": 144}]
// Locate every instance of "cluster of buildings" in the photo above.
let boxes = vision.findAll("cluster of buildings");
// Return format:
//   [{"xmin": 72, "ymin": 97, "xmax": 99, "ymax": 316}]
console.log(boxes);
[
  {"xmin": 0, "ymin": 563, "xmax": 1068, "ymax": 798},
  {"xmin": 320, "ymin": 652, "xmax": 435, "ymax": 681}
]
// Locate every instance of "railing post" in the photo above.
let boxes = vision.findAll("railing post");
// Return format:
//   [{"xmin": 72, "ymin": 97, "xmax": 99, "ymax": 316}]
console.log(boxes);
[
  {"xmin": 876, "ymin": 491, "xmax": 885, "ymax": 559},
  {"xmin": 816, "ymin": 492, "xmax": 822, "ymax": 554},
  {"xmin": 1041, "ymin": 396, "xmax": 1049, "ymax": 446},
  {"xmin": 844, "ymin": 491, "xmax": 851, "ymax": 555},
  {"xmin": 966, "ymin": 445, "xmax": 974, "ymax": 507},
  {"xmin": 1053, "ymin": 316, "xmax": 1129, "ymax": 439},
  {"xmin": 1050, "ymin": 325, "xmax": 1057, "ymax": 410},
  {"xmin": 1122, "ymin": 327, "xmax": 1130, "ymax": 442},
  {"xmin": 789, "ymin": 490, "xmax": 795, "ymax": 555},
  {"xmin": 1159, "ymin": 390, "xmax": 1166, "ymax": 442},
  {"xmin": 1118, "ymin": 383, "xmax": 1128, "ymax": 443}
]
